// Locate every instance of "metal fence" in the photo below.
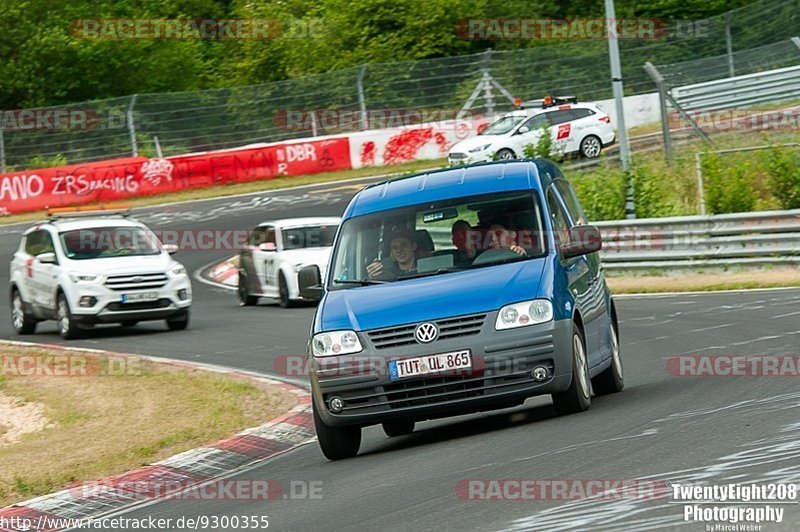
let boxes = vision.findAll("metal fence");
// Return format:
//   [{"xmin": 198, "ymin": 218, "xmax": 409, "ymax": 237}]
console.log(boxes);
[{"xmin": 1, "ymin": 0, "xmax": 800, "ymax": 171}]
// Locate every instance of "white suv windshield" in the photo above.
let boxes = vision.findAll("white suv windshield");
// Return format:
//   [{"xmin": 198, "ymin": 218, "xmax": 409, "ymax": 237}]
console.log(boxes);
[
  {"xmin": 329, "ymin": 190, "xmax": 547, "ymax": 289},
  {"xmin": 479, "ymin": 116, "xmax": 525, "ymax": 136},
  {"xmin": 60, "ymin": 227, "xmax": 161, "ymax": 260}
]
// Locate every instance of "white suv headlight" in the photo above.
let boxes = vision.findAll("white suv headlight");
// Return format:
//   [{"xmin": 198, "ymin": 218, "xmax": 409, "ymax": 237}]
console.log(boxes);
[
  {"xmin": 171, "ymin": 265, "xmax": 187, "ymax": 276},
  {"xmin": 69, "ymin": 273, "xmax": 99, "ymax": 283},
  {"xmin": 312, "ymin": 330, "xmax": 362, "ymax": 357},
  {"xmin": 495, "ymin": 299, "xmax": 553, "ymax": 330}
]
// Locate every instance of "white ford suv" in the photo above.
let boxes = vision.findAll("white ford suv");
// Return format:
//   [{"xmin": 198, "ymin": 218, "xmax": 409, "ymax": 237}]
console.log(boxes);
[{"xmin": 9, "ymin": 209, "xmax": 192, "ymax": 339}]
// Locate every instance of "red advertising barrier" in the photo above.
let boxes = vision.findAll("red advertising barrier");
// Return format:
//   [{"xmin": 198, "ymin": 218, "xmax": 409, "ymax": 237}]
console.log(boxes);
[{"xmin": 0, "ymin": 137, "xmax": 351, "ymax": 215}]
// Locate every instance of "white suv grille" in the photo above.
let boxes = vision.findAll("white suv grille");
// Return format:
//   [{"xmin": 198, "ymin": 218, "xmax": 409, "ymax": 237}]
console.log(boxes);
[{"xmin": 105, "ymin": 273, "xmax": 168, "ymax": 291}]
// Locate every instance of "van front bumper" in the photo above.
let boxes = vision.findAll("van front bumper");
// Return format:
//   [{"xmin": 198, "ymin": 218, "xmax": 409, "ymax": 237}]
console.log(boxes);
[{"xmin": 310, "ymin": 316, "xmax": 574, "ymax": 427}]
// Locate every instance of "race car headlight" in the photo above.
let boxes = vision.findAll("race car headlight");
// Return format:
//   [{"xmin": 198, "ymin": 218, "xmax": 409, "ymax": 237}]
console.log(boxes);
[
  {"xmin": 171, "ymin": 265, "xmax": 187, "ymax": 276},
  {"xmin": 495, "ymin": 299, "xmax": 553, "ymax": 330},
  {"xmin": 469, "ymin": 143, "xmax": 492, "ymax": 153},
  {"xmin": 69, "ymin": 273, "xmax": 99, "ymax": 283},
  {"xmin": 312, "ymin": 330, "xmax": 363, "ymax": 357}
]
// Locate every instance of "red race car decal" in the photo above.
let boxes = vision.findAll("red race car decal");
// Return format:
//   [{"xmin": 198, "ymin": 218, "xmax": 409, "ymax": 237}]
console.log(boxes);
[{"xmin": 556, "ymin": 123, "xmax": 571, "ymax": 140}]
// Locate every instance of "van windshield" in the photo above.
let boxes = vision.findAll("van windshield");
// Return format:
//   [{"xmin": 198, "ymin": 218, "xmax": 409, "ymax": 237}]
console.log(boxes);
[{"xmin": 329, "ymin": 190, "xmax": 547, "ymax": 289}]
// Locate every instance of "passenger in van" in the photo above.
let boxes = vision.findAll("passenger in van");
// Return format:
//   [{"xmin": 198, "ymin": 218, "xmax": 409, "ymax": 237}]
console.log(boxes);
[
  {"xmin": 366, "ymin": 231, "xmax": 418, "ymax": 280},
  {"xmin": 451, "ymin": 220, "xmax": 477, "ymax": 265}
]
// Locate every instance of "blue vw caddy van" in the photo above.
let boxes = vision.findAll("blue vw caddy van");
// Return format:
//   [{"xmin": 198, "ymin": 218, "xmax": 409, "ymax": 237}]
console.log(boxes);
[{"xmin": 298, "ymin": 159, "xmax": 623, "ymax": 460}]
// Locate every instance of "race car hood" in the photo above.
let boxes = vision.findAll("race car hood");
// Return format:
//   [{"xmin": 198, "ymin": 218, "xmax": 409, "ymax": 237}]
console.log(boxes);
[
  {"xmin": 317, "ymin": 258, "xmax": 547, "ymax": 332},
  {"xmin": 449, "ymin": 134, "xmax": 502, "ymax": 154}
]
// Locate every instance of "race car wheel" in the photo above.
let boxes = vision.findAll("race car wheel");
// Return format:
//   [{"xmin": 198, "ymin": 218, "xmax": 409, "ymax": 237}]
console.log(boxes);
[
  {"xmin": 382, "ymin": 420, "xmax": 415, "ymax": 437},
  {"xmin": 496, "ymin": 148, "xmax": 516, "ymax": 161},
  {"xmin": 313, "ymin": 401, "xmax": 361, "ymax": 460},
  {"xmin": 166, "ymin": 310, "xmax": 190, "ymax": 330},
  {"xmin": 238, "ymin": 271, "xmax": 257, "ymax": 306},
  {"xmin": 580, "ymin": 135, "xmax": 602, "ymax": 158},
  {"xmin": 10, "ymin": 288, "xmax": 36, "ymax": 335},
  {"xmin": 278, "ymin": 273, "xmax": 293, "ymax": 308},
  {"xmin": 57, "ymin": 292, "xmax": 81, "ymax": 340},
  {"xmin": 592, "ymin": 318, "xmax": 624, "ymax": 395},
  {"xmin": 552, "ymin": 323, "xmax": 591, "ymax": 415}
]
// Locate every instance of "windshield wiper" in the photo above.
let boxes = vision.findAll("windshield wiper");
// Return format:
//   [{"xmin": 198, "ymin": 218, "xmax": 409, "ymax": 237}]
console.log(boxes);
[
  {"xmin": 333, "ymin": 278, "xmax": 388, "ymax": 286},
  {"xmin": 397, "ymin": 267, "xmax": 468, "ymax": 280}
]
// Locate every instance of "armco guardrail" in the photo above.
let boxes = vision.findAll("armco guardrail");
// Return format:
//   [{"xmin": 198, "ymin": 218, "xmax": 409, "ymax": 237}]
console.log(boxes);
[
  {"xmin": 671, "ymin": 64, "xmax": 800, "ymax": 112},
  {"xmin": 597, "ymin": 209, "xmax": 800, "ymax": 269},
  {"xmin": 427, "ymin": 210, "xmax": 800, "ymax": 270}
]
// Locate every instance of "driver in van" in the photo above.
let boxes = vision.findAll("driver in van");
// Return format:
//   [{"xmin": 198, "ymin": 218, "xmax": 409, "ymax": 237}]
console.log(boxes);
[{"xmin": 366, "ymin": 230, "xmax": 418, "ymax": 280}]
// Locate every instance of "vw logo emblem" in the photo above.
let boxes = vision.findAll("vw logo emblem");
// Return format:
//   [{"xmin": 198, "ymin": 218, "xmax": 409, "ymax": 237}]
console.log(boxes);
[
  {"xmin": 131, "ymin": 276, "xmax": 143, "ymax": 283},
  {"xmin": 414, "ymin": 322, "xmax": 439, "ymax": 344}
]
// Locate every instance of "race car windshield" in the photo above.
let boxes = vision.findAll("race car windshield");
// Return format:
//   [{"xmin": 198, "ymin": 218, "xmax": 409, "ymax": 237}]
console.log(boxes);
[
  {"xmin": 59, "ymin": 227, "xmax": 161, "ymax": 260},
  {"xmin": 328, "ymin": 190, "xmax": 547, "ymax": 289},
  {"xmin": 282, "ymin": 225, "xmax": 337, "ymax": 250},
  {"xmin": 479, "ymin": 116, "xmax": 525, "ymax": 136}
]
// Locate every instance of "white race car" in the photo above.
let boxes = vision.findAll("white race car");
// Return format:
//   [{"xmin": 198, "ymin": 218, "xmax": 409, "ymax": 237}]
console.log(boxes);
[
  {"xmin": 9, "ymin": 207, "xmax": 192, "ymax": 339},
  {"xmin": 449, "ymin": 97, "xmax": 616, "ymax": 165},
  {"xmin": 238, "ymin": 217, "xmax": 341, "ymax": 307}
]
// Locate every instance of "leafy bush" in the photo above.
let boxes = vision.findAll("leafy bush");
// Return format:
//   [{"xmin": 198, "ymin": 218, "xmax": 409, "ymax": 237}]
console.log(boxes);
[
  {"xmin": 631, "ymin": 161, "xmax": 679, "ymax": 218},
  {"xmin": 702, "ymin": 153, "xmax": 756, "ymax": 214},
  {"xmin": 569, "ymin": 165, "xmax": 628, "ymax": 221},
  {"xmin": 522, "ymin": 125, "xmax": 554, "ymax": 160},
  {"xmin": 762, "ymin": 146, "xmax": 800, "ymax": 209}
]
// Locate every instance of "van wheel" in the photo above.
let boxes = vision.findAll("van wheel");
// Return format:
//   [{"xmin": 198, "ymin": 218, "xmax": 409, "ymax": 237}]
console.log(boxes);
[
  {"xmin": 313, "ymin": 401, "xmax": 361, "ymax": 460},
  {"xmin": 278, "ymin": 273, "xmax": 293, "ymax": 308},
  {"xmin": 580, "ymin": 135, "xmax": 602, "ymax": 158},
  {"xmin": 592, "ymin": 320, "xmax": 624, "ymax": 395},
  {"xmin": 552, "ymin": 324, "xmax": 591, "ymax": 415},
  {"xmin": 495, "ymin": 149, "xmax": 516, "ymax": 161},
  {"xmin": 57, "ymin": 293, "xmax": 81, "ymax": 340},
  {"xmin": 382, "ymin": 420, "xmax": 415, "ymax": 437},
  {"xmin": 166, "ymin": 310, "xmax": 190, "ymax": 331},
  {"xmin": 238, "ymin": 272, "xmax": 257, "ymax": 306},
  {"xmin": 10, "ymin": 288, "xmax": 36, "ymax": 335}
]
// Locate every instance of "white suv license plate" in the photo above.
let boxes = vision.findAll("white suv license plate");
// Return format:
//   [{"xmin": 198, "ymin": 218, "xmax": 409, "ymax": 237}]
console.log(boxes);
[
  {"xmin": 121, "ymin": 292, "xmax": 159, "ymax": 304},
  {"xmin": 389, "ymin": 350, "xmax": 472, "ymax": 381}
]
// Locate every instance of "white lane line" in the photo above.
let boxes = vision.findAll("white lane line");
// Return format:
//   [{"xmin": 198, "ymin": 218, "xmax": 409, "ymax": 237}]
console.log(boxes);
[
  {"xmin": 690, "ymin": 323, "xmax": 734, "ymax": 333},
  {"xmin": 772, "ymin": 310, "xmax": 800, "ymax": 319},
  {"xmin": 615, "ymin": 286, "xmax": 800, "ymax": 299},
  {"xmin": 730, "ymin": 335, "xmax": 784, "ymax": 346},
  {"xmin": 193, "ymin": 258, "xmax": 238, "ymax": 291}
]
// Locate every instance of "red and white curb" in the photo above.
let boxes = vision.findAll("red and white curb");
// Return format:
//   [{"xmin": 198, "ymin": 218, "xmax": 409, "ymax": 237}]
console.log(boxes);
[
  {"xmin": 0, "ymin": 340, "xmax": 313, "ymax": 532},
  {"xmin": 200, "ymin": 256, "xmax": 239, "ymax": 289}
]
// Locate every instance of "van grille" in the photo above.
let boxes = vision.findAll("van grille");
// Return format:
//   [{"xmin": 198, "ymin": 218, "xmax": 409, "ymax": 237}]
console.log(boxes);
[{"xmin": 366, "ymin": 314, "xmax": 486, "ymax": 350}]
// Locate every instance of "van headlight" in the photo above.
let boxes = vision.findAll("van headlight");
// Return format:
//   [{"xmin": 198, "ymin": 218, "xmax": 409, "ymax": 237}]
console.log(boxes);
[
  {"xmin": 312, "ymin": 330, "xmax": 362, "ymax": 357},
  {"xmin": 495, "ymin": 299, "xmax": 553, "ymax": 330},
  {"xmin": 469, "ymin": 143, "xmax": 492, "ymax": 153}
]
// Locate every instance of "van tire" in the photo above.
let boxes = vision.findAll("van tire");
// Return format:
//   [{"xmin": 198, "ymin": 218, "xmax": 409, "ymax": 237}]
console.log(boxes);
[
  {"xmin": 313, "ymin": 401, "xmax": 361, "ymax": 460},
  {"xmin": 592, "ymin": 319, "xmax": 624, "ymax": 395},
  {"xmin": 552, "ymin": 324, "xmax": 591, "ymax": 415}
]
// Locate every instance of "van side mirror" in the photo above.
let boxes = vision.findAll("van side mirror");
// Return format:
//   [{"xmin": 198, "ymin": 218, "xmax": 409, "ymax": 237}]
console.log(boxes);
[
  {"xmin": 298, "ymin": 265, "xmax": 323, "ymax": 301},
  {"xmin": 36, "ymin": 252, "xmax": 57, "ymax": 264},
  {"xmin": 562, "ymin": 225, "xmax": 602, "ymax": 259}
]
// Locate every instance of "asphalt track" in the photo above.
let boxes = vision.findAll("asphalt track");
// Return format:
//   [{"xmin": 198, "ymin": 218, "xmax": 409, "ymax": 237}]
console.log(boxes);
[{"xmin": 1, "ymin": 179, "xmax": 800, "ymax": 531}]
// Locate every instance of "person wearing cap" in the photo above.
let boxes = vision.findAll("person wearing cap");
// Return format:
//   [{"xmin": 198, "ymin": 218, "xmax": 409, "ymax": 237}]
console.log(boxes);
[{"xmin": 366, "ymin": 230, "xmax": 418, "ymax": 280}]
